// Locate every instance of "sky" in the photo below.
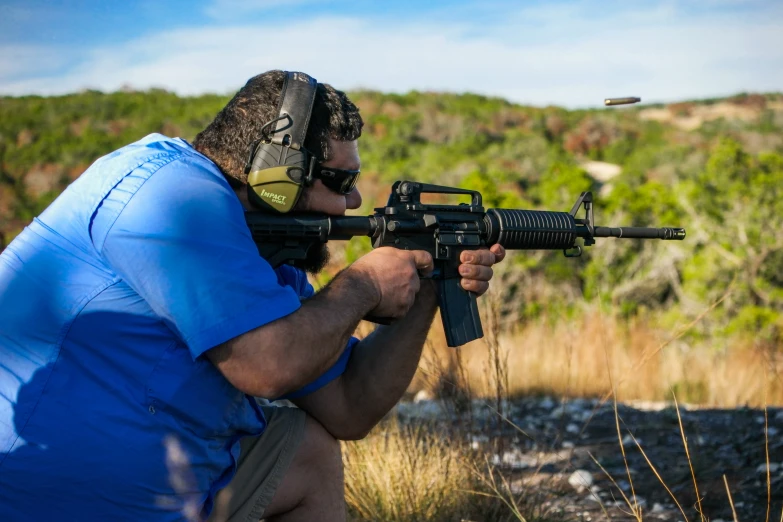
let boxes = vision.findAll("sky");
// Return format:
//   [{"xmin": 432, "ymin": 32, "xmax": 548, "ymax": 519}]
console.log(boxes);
[{"xmin": 0, "ymin": 0, "xmax": 781, "ymax": 108}]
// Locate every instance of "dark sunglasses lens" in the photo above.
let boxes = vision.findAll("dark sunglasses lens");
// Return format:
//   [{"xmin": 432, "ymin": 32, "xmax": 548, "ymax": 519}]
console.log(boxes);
[
  {"xmin": 341, "ymin": 173, "xmax": 358, "ymax": 194},
  {"xmin": 319, "ymin": 168, "xmax": 359, "ymax": 195}
]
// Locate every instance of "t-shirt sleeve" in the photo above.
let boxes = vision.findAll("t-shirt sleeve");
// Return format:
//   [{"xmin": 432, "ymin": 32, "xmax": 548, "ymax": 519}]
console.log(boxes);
[
  {"xmin": 100, "ymin": 154, "xmax": 301, "ymax": 359},
  {"xmin": 280, "ymin": 336, "xmax": 358, "ymax": 400}
]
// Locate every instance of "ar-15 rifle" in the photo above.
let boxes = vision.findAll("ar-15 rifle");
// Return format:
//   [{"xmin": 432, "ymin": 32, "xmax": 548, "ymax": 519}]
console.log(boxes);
[{"xmin": 246, "ymin": 181, "xmax": 685, "ymax": 347}]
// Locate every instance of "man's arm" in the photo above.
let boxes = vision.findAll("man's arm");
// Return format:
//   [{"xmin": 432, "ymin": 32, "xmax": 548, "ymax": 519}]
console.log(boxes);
[
  {"xmin": 207, "ymin": 247, "xmax": 434, "ymax": 398},
  {"xmin": 207, "ymin": 269, "xmax": 377, "ymax": 398},
  {"xmin": 293, "ymin": 246, "xmax": 505, "ymax": 440}
]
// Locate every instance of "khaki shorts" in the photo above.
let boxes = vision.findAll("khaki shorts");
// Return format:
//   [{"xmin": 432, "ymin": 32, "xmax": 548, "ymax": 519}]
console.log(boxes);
[{"xmin": 208, "ymin": 405, "xmax": 307, "ymax": 522}]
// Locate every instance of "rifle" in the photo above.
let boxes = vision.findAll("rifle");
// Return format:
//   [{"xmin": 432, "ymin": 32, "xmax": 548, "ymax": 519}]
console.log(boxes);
[{"xmin": 245, "ymin": 181, "xmax": 685, "ymax": 347}]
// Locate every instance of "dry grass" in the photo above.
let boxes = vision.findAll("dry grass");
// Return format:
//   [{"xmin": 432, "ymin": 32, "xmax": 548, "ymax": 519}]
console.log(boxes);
[
  {"xmin": 342, "ymin": 286, "xmax": 782, "ymax": 521},
  {"xmin": 342, "ymin": 420, "xmax": 562, "ymax": 522},
  {"xmin": 412, "ymin": 307, "xmax": 783, "ymax": 407},
  {"xmin": 342, "ymin": 421, "xmax": 473, "ymax": 522}
]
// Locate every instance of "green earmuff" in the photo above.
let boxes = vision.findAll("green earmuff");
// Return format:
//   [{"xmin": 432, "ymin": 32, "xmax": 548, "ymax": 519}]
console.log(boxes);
[
  {"xmin": 244, "ymin": 72, "xmax": 318, "ymax": 214},
  {"xmin": 246, "ymin": 141, "xmax": 311, "ymax": 213}
]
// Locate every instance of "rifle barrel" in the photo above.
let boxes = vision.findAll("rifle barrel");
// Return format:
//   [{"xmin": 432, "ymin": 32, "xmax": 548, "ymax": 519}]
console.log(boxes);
[
  {"xmin": 588, "ymin": 226, "xmax": 686, "ymax": 240},
  {"xmin": 329, "ymin": 215, "xmax": 377, "ymax": 239}
]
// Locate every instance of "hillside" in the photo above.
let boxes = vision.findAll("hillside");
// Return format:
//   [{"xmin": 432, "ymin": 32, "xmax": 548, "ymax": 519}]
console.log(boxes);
[{"xmin": 1, "ymin": 90, "xmax": 782, "ymax": 354}]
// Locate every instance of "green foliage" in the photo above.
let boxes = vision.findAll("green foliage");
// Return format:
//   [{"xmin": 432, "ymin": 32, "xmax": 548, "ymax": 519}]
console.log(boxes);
[
  {"xmin": 2, "ymin": 89, "xmax": 782, "ymax": 347},
  {"xmin": 724, "ymin": 306, "xmax": 783, "ymax": 344}
]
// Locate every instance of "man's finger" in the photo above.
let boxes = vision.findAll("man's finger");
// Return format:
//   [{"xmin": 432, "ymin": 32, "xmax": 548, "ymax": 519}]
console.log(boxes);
[
  {"xmin": 489, "ymin": 244, "xmax": 506, "ymax": 264},
  {"xmin": 460, "ymin": 278, "xmax": 490, "ymax": 295},
  {"xmin": 459, "ymin": 264, "xmax": 493, "ymax": 281},
  {"xmin": 460, "ymin": 248, "xmax": 495, "ymax": 266},
  {"xmin": 410, "ymin": 250, "xmax": 434, "ymax": 273}
]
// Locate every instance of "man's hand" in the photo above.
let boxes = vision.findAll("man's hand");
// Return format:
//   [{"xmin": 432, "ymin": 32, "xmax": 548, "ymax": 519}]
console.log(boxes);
[
  {"xmin": 347, "ymin": 247, "xmax": 434, "ymax": 319},
  {"xmin": 459, "ymin": 244, "xmax": 506, "ymax": 295}
]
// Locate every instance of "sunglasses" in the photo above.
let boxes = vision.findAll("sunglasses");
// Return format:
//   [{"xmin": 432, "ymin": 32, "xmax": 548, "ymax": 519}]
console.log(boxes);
[{"xmin": 312, "ymin": 163, "xmax": 360, "ymax": 195}]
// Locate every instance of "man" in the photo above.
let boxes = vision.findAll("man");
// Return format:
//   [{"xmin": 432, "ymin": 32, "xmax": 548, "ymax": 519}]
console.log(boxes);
[{"xmin": 0, "ymin": 70, "xmax": 504, "ymax": 521}]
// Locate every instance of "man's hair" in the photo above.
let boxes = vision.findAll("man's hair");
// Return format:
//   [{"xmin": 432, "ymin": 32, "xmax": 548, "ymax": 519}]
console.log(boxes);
[{"xmin": 193, "ymin": 70, "xmax": 363, "ymax": 185}]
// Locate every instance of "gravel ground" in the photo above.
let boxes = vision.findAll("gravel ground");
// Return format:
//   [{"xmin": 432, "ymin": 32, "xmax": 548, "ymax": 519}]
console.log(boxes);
[{"xmin": 395, "ymin": 396, "xmax": 783, "ymax": 521}]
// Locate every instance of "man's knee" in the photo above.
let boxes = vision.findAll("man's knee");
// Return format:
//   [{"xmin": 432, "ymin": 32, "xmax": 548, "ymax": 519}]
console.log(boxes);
[{"xmin": 299, "ymin": 415, "xmax": 343, "ymax": 481}]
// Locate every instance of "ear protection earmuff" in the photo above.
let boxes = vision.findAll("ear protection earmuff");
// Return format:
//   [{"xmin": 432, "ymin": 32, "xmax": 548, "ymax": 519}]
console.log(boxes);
[{"xmin": 244, "ymin": 71, "xmax": 318, "ymax": 213}]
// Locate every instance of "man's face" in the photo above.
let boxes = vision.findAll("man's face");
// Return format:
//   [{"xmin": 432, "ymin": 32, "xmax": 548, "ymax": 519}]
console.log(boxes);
[
  {"xmin": 291, "ymin": 138, "xmax": 362, "ymax": 274},
  {"xmin": 293, "ymin": 138, "xmax": 362, "ymax": 214},
  {"xmin": 235, "ymin": 138, "xmax": 363, "ymax": 275}
]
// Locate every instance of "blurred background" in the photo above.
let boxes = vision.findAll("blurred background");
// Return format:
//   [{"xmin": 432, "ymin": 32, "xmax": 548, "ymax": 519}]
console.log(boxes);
[{"xmin": 3, "ymin": 1, "xmax": 783, "ymax": 519}]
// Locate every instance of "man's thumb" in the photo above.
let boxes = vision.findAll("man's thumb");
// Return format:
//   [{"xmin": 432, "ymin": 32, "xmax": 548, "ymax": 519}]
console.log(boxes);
[{"xmin": 411, "ymin": 250, "xmax": 434, "ymax": 274}]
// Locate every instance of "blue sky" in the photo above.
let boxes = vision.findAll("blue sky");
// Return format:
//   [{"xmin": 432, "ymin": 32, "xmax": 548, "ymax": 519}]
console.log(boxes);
[{"xmin": 1, "ymin": 0, "xmax": 781, "ymax": 107}]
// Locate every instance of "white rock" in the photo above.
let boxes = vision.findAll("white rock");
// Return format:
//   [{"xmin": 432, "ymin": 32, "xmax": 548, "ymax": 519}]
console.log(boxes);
[
  {"xmin": 621, "ymin": 434, "xmax": 642, "ymax": 446},
  {"xmin": 568, "ymin": 469, "xmax": 594, "ymax": 490},
  {"xmin": 539, "ymin": 396, "xmax": 556, "ymax": 410},
  {"xmin": 550, "ymin": 405, "xmax": 568, "ymax": 418},
  {"xmin": 767, "ymin": 426, "xmax": 779, "ymax": 437},
  {"xmin": 774, "ymin": 410, "xmax": 783, "ymax": 421},
  {"xmin": 757, "ymin": 463, "xmax": 781, "ymax": 474},
  {"xmin": 566, "ymin": 423, "xmax": 580, "ymax": 434},
  {"xmin": 651, "ymin": 502, "xmax": 666, "ymax": 513},
  {"xmin": 756, "ymin": 416, "xmax": 766, "ymax": 424},
  {"xmin": 501, "ymin": 450, "xmax": 528, "ymax": 470},
  {"xmin": 413, "ymin": 389, "xmax": 433, "ymax": 403},
  {"xmin": 581, "ymin": 161, "xmax": 622, "ymax": 182},
  {"xmin": 562, "ymin": 441, "xmax": 575, "ymax": 449}
]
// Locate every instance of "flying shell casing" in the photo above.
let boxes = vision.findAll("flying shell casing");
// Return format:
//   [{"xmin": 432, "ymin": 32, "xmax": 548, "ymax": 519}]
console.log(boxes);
[{"xmin": 604, "ymin": 97, "xmax": 641, "ymax": 106}]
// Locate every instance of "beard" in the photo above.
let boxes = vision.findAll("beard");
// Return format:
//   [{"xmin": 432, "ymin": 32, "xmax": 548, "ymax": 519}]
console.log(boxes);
[{"xmin": 293, "ymin": 243, "xmax": 330, "ymax": 275}]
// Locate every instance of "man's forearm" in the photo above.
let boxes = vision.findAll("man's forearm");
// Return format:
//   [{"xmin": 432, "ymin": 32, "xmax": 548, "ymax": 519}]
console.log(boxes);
[
  {"xmin": 208, "ymin": 269, "xmax": 378, "ymax": 398},
  {"xmin": 339, "ymin": 281, "xmax": 439, "ymax": 430}
]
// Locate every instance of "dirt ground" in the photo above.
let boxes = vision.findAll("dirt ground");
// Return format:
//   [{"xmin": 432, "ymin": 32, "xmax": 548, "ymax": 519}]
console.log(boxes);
[{"xmin": 395, "ymin": 396, "xmax": 783, "ymax": 521}]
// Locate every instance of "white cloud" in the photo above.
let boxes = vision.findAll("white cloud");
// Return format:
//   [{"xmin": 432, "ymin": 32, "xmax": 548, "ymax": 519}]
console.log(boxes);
[{"xmin": 1, "ymin": 3, "xmax": 781, "ymax": 107}]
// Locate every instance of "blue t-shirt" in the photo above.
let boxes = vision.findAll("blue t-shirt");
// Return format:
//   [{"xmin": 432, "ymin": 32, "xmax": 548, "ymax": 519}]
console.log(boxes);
[{"xmin": 0, "ymin": 134, "xmax": 354, "ymax": 521}]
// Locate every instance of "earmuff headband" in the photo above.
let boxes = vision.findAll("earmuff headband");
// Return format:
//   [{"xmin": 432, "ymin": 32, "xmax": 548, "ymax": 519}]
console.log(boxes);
[{"xmin": 270, "ymin": 72, "xmax": 318, "ymax": 150}]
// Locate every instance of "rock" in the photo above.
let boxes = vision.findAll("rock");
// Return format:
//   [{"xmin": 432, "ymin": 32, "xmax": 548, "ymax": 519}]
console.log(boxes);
[
  {"xmin": 539, "ymin": 396, "xmax": 556, "ymax": 410},
  {"xmin": 622, "ymin": 434, "xmax": 641, "ymax": 446},
  {"xmin": 413, "ymin": 389, "xmax": 433, "ymax": 403},
  {"xmin": 568, "ymin": 469, "xmax": 594, "ymax": 490},
  {"xmin": 501, "ymin": 450, "xmax": 529, "ymax": 470},
  {"xmin": 566, "ymin": 423, "xmax": 580, "ymax": 434},
  {"xmin": 757, "ymin": 463, "xmax": 781, "ymax": 474},
  {"xmin": 562, "ymin": 441, "xmax": 575, "ymax": 449},
  {"xmin": 550, "ymin": 405, "xmax": 568, "ymax": 418},
  {"xmin": 651, "ymin": 502, "xmax": 666, "ymax": 513},
  {"xmin": 767, "ymin": 426, "xmax": 779, "ymax": 437}
]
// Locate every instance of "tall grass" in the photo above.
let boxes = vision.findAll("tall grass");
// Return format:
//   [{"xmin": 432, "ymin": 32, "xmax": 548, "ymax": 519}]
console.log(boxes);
[{"xmin": 414, "ymin": 307, "xmax": 782, "ymax": 406}]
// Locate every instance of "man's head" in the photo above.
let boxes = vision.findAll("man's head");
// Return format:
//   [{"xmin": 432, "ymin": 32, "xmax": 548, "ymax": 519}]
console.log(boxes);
[
  {"xmin": 193, "ymin": 70, "xmax": 364, "ymax": 273},
  {"xmin": 193, "ymin": 70, "xmax": 363, "ymax": 207}
]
